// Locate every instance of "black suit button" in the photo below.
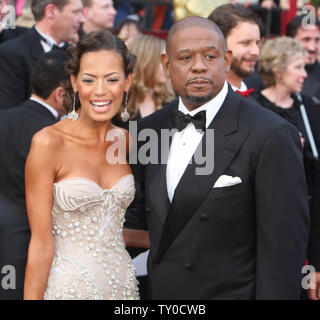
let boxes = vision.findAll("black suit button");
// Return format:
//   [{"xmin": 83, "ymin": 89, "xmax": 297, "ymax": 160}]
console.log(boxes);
[
  {"xmin": 145, "ymin": 207, "xmax": 151, "ymax": 213},
  {"xmin": 185, "ymin": 263, "xmax": 193, "ymax": 270},
  {"xmin": 200, "ymin": 213, "xmax": 209, "ymax": 221}
]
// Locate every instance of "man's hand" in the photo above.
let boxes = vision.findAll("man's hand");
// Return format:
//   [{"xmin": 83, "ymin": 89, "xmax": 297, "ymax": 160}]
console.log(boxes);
[{"xmin": 308, "ymin": 272, "xmax": 320, "ymax": 300}]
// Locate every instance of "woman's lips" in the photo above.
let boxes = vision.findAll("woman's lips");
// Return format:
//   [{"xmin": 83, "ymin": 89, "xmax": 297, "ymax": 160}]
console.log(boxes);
[{"xmin": 90, "ymin": 101, "xmax": 112, "ymax": 113}]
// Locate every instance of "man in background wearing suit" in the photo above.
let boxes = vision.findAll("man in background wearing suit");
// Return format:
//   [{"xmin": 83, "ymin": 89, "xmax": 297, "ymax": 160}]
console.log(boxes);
[
  {"xmin": 209, "ymin": 3, "xmax": 261, "ymax": 96},
  {"xmin": 0, "ymin": 0, "xmax": 85, "ymax": 110},
  {"xmin": 286, "ymin": 14, "xmax": 320, "ymax": 102},
  {"xmin": 0, "ymin": 51, "xmax": 68, "ymax": 300},
  {"xmin": 126, "ymin": 16, "xmax": 310, "ymax": 299}
]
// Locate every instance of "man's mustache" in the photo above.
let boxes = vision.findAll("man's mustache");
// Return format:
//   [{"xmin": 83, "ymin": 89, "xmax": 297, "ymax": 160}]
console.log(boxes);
[{"xmin": 185, "ymin": 77, "xmax": 213, "ymax": 86}]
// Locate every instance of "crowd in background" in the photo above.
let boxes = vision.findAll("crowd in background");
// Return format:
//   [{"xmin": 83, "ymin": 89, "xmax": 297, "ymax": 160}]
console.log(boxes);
[{"xmin": 1, "ymin": 0, "xmax": 320, "ymax": 300}]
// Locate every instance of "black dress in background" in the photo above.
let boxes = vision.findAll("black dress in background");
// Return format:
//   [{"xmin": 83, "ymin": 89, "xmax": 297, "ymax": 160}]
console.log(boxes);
[{"xmin": 252, "ymin": 92, "xmax": 320, "ymax": 194}]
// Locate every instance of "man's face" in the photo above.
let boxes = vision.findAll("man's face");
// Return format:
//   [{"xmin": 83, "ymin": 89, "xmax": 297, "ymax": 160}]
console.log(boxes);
[
  {"xmin": 161, "ymin": 26, "xmax": 231, "ymax": 110},
  {"xmin": 53, "ymin": 0, "xmax": 85, "ymax": 43},
  {"xmin": 86, "ymin": 0, "xmax": 116, "ymax": 30},
  {"xmin": 294, "ymin": 25, "xmax": 320, "ymax": 65},
  {"xmin": 226, "ymin": 21, "xmax": 260, "ymax": 79}
]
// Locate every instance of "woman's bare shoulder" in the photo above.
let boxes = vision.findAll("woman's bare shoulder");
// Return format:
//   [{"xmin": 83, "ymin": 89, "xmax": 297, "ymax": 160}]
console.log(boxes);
[{"xmin": 31, "ymin": 120, "xmax": 70, "ymax": 150}]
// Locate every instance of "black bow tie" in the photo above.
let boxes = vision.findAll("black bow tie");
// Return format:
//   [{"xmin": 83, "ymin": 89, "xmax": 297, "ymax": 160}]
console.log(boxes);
[
  {"xmin": 172, "ymin": 109, "xmax": 207, "ymax": 132},
  {"xmin": 38, "ymin": 32, "xmax": 68, "ymax": 51}
]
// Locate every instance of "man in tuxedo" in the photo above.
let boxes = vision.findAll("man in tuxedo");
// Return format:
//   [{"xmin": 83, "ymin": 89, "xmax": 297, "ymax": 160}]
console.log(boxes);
[
  {"xmin": 286, "ymin": 14, "xmax": 320, "ymax": 102},
  {"xmin": 209, "ymin": 4, "xmax": 261, "ymax": 96},
  {"xmin": 125, "ymin": 16, "xmax": 310, "ymax": 299},
  {"xmin": 0, "ymin": 0, "xmax": 85, "ymax": 110},
  {"xmin": 0, "ymin": 51, "xmax": 68, "ymax": 300}
]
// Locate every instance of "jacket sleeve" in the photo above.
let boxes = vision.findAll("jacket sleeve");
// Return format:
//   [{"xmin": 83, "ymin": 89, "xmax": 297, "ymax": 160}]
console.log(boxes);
[{"xmin": 255, "ymin": 122, "xmax": 310, "ymax": 299}]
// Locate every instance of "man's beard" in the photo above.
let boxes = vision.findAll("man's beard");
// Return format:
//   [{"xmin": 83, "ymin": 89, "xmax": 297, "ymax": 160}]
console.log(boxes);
[
  {"xmin": 185, "ymin": 92, "xmax": 214, "ymax": 106},
  {"xmin": 231, "ymin": 56, "xmax": 255, "ymax": 79}
]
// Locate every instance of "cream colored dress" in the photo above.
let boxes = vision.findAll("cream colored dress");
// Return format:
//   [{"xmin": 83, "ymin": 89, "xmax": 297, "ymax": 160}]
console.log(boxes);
[{"xmin": 43, "ymin": 174, "xmax": 139, "ymax": 300}]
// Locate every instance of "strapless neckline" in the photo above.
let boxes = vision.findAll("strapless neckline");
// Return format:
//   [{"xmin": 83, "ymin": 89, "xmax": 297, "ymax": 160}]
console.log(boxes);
[{"xmin": 54, "ymin": 174, "xmax": 133, "ymax": 191}]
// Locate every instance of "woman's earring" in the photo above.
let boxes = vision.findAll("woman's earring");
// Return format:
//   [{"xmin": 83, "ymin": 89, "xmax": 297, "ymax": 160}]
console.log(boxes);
[
  {"xmin": 68, "ymin": 92, "xmax": 79, "ymax": 121},
  {"xmin": 120, "ymin": 92, "xmax": 130, "ymax": 122}
]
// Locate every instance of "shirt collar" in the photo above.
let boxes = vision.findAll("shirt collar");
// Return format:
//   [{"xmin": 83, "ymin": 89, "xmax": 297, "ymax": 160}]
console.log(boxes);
[
  {"xmin": 231, "ymin": 81, "xmax": 247, "ymax": 92},
  {"xmin": 178, "ymin": 81, "xmax": 228, "ymax": 128},
  {"xmin": 35, "ymin": 26, "xmax": 65, "ymax": 51},
  {"xmin": 30, "ymin": 96, "xmax": 59, "ymax": 120}
]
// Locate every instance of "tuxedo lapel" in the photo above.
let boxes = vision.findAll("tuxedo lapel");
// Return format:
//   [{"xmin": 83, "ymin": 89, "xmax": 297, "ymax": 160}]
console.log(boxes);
[
  {"xmin": 29, "ymin": 27, "xmax": 45, "ymax": 61},
  {"xmin": 154, "ymin": 89, "xmax": 251, "ymax": 261},
  {"xmin": 146, "ymin": 100, "xmax": 178, "ymax": 224}
]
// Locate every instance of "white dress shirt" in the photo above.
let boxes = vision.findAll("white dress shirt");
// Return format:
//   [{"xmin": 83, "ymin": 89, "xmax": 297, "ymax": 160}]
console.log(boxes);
[
  {"xmin": 231, "ymin": 81, "xmax": 248, "ymax": 92},
  {"xmin": 166, "ymin": 81, "xmax": 228, "ymax": 202},
  {"xmin": 30, "ymin": 96, "xmax": 59, "ymax": 120},
  {"xmin": 35, "ymin": 26, "xmax": 66, "ymax": 53}
]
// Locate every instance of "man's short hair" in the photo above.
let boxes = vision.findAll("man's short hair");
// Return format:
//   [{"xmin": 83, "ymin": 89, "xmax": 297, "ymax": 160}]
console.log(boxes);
[
  {"xmin": 286, "ymin": 14, "xmax": 320, "ymax": 38},
  {"xmin": 81, "ymin": 0, "xmax": 92, "ymax": 7},
  {"xmin": 166, "ymin": 16, "xmax": 226, "ymax": 55},
  {"xmin": 31, "ymin": 51, "xmax": 68, "ymax": 99},
  {"xmin": 208, "ymin": 3, "xmax": 262, "ymax": 39},
  {"xmin": 31, "ymin": 0, "xmax": 70, "ymax": 21}
]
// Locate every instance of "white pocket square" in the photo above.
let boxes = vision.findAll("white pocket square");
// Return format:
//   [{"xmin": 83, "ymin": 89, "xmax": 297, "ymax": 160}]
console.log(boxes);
[{"xmin": 213, "ymin": 175, "xmax": 242, "ymax": 188}]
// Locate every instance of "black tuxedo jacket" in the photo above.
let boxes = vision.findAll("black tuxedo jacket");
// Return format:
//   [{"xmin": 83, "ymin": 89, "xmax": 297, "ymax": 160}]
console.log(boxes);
[
  {"xmin": 0, "ymin": 26, "xmax": 29, "ymax": 44},
  {"xmin": 0, "ymin": 27, "xmax": 44, "ymax": 110},
  {"xmin": 0, "ymin": 99, "xmax": 57, "ymax": 300},
  {"xmin": 126, "ymin": 88, "xmax": 310, "ymax": 299}
]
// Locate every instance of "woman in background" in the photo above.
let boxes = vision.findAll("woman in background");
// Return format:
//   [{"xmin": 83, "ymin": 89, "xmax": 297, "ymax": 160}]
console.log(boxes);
[
  {"xmin": 253, "ymin": 36, "xmax": 320, "ymax": 192},
  {"xmin": 125, "ymin": 34, "xmax": 175, "ymax": 121}
]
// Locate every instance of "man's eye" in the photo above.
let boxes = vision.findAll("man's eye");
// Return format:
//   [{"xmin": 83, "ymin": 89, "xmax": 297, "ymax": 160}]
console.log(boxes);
[
  {"xmin": 206, "ymin": 55, "xmax": 215, "ymax": 60},
  {"xmin": 181, "ymin": 55, "xmax": 191, "ymax": 61}
]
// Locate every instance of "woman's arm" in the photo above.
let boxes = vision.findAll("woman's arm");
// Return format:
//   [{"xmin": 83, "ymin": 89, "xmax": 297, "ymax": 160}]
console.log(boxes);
[
  {"xmin": 123, "ymin": 228, "xmax": 150, "ymax": 248},
  {"xmin": 23, "ymin": 129, "xmax": 57, "ymax": 300}
]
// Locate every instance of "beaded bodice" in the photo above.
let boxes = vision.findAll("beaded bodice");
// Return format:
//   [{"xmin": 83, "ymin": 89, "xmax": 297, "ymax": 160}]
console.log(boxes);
[{"xmin": 43, "ymin": 174, "xmax": 139, "ymax": 300}]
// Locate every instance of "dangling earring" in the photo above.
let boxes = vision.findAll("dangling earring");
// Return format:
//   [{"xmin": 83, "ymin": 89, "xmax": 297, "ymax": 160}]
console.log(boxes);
[
  {"xmin": 120, "ymin": 91, "xmax": 130, "ymax": 122},
  {"xmin": 68, "ymin": 92, "xmax": 79, "ymax": 121}
]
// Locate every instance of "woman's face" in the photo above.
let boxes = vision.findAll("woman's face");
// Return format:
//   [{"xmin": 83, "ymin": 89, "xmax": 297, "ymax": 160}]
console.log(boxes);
[
  {"xmin": 278, "ymin": 56, "xmax": 307, "ymax": 93},
  {"xmin": 72, "ymin": 50, "xmax": 131, "ymax": 123},
  {"xmin": 155, "ymin": 47, "xmax": 168, "ymax": 85}
]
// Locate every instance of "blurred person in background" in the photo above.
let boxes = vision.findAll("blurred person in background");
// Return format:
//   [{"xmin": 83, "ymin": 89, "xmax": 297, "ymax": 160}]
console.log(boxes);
[
  {"xmin": 122, "ymin": 34, "xmax": 175, "ymax": 123},
  {"xmin": 0, "ymin": 51, "xmax": 68, "ymax": 300},
  {"xmin": 253, "ymin": 36, "xmax": 320, "ymax": 189},
  {"xmin": 81, "ymin": 0, "xmax": 116, "ymax": 36},
  {"xmin": 0, "ymin": 0, "xmax": 85, "ymax": 109},
  {"xmin": 286, "ymin": 14, "xmax": 320, "ymax": 101},
  {"xmin": 209, "ymin": 3, "xmax": 261, "ymax": 96},
  {"xmin": 115, "ymin": 17, "xmax": 142, "ymax": 45}
]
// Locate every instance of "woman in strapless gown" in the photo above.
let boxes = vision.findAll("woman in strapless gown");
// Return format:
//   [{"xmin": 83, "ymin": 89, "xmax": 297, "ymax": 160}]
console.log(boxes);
[{"xmin": 23, "ymin": 31, "xmax": 149, "ymax": 300}]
